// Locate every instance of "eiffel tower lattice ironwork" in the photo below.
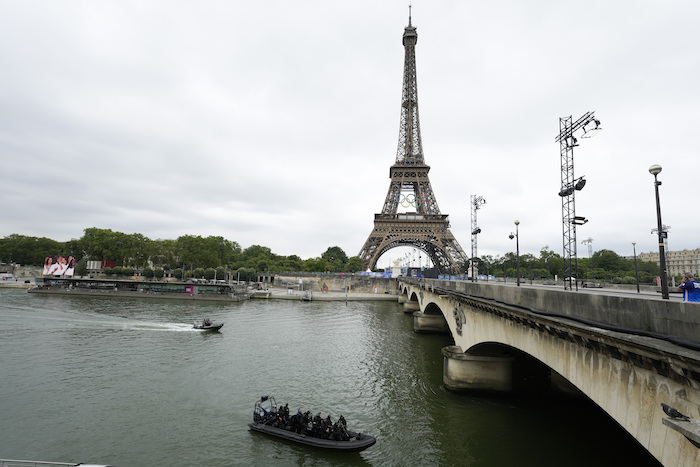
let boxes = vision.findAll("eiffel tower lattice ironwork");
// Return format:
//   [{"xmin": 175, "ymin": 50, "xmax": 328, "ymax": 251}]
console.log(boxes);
[{"xmin": 358, "ymin": 14, "xmax": 468, "ymax": 274}]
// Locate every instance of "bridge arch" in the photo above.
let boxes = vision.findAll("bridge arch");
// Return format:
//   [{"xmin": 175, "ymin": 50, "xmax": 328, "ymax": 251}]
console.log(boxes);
[
  {"xmin": 423, "ymin": 301, "xmax": 443, "ymax": 316},
  {"xmin": 369, "ymin": 242, "xmax": 456, "ymax": 274}
]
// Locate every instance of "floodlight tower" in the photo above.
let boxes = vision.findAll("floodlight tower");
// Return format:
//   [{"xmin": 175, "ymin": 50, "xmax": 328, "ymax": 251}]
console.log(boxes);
[
  {"xmin": 581, "ymin": 237, "xmax": 594, "ymax": 279},
  {"xmin": 651, "ymin": 225, "xmax": 671, "ymax": 252},
  {"xmin": 470, "ymin": 195, "xmax": 486, "ymax": 281},
  {"xmin": 555, "ymin": 112, "xmax": 601, "ymax": 291},
  {"xmin": 581, "ymin": 237, "xmax": 593, "ymax": 258}
]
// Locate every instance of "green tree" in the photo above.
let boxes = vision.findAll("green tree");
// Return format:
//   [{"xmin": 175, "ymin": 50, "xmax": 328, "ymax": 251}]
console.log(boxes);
[
  {"xmin": 302, "ymin": 257, "xmax": 329, "ymax": 272},
  {"xmin": 127, "ymin": 233, "xmax": 150, "ymax": 268},
  {"xmin": 177, "ymin": 235, "xmax": 219, "ymax": 269},
  {"xmin": 150, "ymin": 239, "xmax": 177, "ymax": 269},
  {"xmin": 215, "ymin": 267, "xmax": 226, "ymax": 281},
  {"xmin": 591, "ymin": 250, "xmax": 625, "ymax": 274},
  {"xmin": 537, "ymin": 246, "xmax": 562, "ymax": 279},
  {"xmin": 345, "ymin": 256, "xmax": 364, "ymax": 272},
  {"xmin": 142, "ymin": 267, "xmax": 154, "ymax": 278},
  {"xmin": 0, "ymin": 234, "xmax": 64, "ymax": 265},
  {"xmin": 322, "ymin": 246, "xmax": 348, "ymax": 264},
  {"xmin": 81, "ymin": 228, "xmax": 127, "ymax": 264},
  {"xmin": 235, "ymin": 267, "xmax": 256, "ymax": 282},
  {"xmin": 75, "ymin": 259, "xmax": 88, "ymax": 277},
  {"xmin": 241, "ymin": 245, "xmax": 272, "ymax": 260}
]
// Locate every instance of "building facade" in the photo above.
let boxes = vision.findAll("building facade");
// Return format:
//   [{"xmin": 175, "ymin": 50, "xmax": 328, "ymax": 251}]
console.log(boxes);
[{"xmin": 638, "ymin": 248, "xmax": 700, "ymax": 278}]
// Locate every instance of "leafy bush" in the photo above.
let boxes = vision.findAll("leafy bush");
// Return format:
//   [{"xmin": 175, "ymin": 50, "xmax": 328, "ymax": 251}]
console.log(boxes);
[{"xmin": 235, "ymin": 267, "xmax": 256, "ymax": 282}]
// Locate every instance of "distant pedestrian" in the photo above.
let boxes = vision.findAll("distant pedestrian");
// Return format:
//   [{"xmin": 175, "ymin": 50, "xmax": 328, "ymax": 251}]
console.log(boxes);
[{"xmin": 678, "ymin": 272, "xmax": 700, "ymax": 302}]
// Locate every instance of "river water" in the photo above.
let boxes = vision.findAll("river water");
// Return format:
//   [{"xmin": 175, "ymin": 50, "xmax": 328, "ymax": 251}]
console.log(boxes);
[{"xmin": 0, "ymin": 288, "xmax": 659, "ymax": 466}]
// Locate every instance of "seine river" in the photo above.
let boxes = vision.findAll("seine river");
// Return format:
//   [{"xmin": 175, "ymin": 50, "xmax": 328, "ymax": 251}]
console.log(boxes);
[{"xmin": 0, "ymin": 288, "xmax": 659, "ymax": 466}]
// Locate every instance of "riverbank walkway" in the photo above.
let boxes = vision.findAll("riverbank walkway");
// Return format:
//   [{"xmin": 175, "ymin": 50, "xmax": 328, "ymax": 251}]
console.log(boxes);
[{"xmin": 255, "ymin": 287, "xmax": 398, "ymax": 301}]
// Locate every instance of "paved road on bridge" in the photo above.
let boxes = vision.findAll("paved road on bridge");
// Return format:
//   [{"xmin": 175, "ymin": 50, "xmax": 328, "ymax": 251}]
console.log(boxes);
[{"xmin": 479, "ymin": 280, "xmax": 688, "ymax": 302}]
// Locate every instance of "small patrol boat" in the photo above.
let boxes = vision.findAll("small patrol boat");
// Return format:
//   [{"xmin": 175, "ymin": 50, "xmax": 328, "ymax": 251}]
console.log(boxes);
[
  {"xmin": 193, "ymin": 318, "xmax": 224, "ymax": 331},
  {"xmin": 248, "ymin": 395, "xmax": 376, "ymax": 452}
]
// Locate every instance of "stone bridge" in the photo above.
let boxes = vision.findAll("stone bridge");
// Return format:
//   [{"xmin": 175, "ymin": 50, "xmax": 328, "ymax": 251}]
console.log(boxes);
[{"xmin": 398, "ymin": 279, "xmax": 700, "ymax": 466}]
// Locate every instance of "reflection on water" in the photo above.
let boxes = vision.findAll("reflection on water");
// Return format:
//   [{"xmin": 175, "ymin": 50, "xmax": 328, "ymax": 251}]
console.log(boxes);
[{"xmin": 0, "ymin": 288, "xmax": 659, "ymax": 466}]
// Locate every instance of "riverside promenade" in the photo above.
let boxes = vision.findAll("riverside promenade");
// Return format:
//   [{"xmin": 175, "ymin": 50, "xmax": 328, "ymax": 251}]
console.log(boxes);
[
  {"xmin": 0, "ymin": 279, "xmax": 34, "ymax": 289},
  {"xmin": 255, "ymin": 287, "xmax": 398, "ymax": 301}
]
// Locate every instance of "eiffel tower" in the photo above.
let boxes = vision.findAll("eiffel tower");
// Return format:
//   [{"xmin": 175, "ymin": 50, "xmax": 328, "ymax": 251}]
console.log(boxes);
[{"xmin": 358, "ymin": 13, "xmax": 468, "ymax": 274}]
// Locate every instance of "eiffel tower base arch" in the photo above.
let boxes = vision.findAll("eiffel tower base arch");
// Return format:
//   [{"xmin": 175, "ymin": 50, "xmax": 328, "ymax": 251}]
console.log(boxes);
[{"xmin": 358, "ymin": 214, "xmax": 467, "ymax": 274}]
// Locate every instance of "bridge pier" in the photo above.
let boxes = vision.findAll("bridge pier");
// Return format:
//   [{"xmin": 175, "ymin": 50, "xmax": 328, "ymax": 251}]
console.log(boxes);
[
  {"xmin": 398, "ymin": 295, "xmax": 407, "ymax": 304},
  {"xmin": 413, "ymin": 311, "xmax": 448, "ymax": 333},
  {"xmin": 403, "ymin": 301, "xmax": 420, "ymax": 313},
  {"xmin": 442, "ymin": 345, "xmax": 514, "ymax": 394}
]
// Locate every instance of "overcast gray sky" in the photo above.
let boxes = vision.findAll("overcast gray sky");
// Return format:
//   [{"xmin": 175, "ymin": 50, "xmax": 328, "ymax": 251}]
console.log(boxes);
[{"xmin": 1, "ymin": 0, "xmax": 698, "ymax": 267}]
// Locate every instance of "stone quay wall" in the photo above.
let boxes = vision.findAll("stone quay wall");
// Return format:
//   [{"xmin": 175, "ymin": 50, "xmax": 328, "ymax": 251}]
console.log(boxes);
[{"xmin": 269, "ymin": 273, "xmax": 398, "ymax": 295}]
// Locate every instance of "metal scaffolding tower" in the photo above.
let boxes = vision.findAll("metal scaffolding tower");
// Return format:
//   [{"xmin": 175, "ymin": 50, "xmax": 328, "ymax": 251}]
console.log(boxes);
[
  {"xmin": 470, "ymin": 195, "xmax": 486, "ymax": 281},
  {"xmin": 555, "ymin": 112, "xmax": 601, "ymax": 290}
]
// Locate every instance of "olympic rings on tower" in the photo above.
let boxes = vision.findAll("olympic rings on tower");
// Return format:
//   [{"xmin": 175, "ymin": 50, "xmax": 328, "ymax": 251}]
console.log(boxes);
[{"xmin": 396, "ymin": 193, "xmax": 427, "ymax": 208}]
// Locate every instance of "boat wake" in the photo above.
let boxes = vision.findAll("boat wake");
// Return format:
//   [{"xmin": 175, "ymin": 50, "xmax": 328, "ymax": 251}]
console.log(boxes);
[{"xmin": 122, "ymin": 322, "xmax": 199, "ymax": 332}]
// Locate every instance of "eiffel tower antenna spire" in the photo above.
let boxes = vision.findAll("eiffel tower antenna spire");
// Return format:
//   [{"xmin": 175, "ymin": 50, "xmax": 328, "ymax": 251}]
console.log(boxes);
[
  {"xmin": 358, "ymin": 15, "xmax": 468, "ymax": 274},
  {"xmin": 397, "ymin": 5, "xmax": 422, "ymax": 166}
]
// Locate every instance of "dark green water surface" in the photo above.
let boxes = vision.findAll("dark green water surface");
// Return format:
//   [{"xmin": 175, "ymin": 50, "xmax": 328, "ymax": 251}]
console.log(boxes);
[{"xmin": 0, "ymin": 288, "xmax": 659, "ymax": 466}]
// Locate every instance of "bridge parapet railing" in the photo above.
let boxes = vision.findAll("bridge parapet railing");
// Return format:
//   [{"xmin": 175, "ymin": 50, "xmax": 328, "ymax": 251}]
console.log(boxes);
[{"xmin": 398, "ymin": 277, "xmax": 700, "ymax": 346}]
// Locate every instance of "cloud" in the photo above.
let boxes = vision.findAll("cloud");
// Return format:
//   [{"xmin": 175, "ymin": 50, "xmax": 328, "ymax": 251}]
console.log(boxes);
[{"xmin": 1, "ymin": 0, "xmax": 698, "ymax": 266}]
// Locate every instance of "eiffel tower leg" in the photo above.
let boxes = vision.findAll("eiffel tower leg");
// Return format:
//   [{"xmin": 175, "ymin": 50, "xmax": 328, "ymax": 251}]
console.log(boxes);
[{"xmin": 359, "ymin": 230, "xmax": 384, "ymax": 271}]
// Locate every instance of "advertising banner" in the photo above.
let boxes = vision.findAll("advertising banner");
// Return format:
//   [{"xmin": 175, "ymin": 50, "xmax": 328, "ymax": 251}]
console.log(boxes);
[{"xmin": 43, "ymin": 256, "xmax": 76, "ymax": 277}]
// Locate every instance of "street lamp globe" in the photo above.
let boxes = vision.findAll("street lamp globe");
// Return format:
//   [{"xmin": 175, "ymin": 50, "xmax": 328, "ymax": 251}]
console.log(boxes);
[{"xmin": 649, "ymin": 164, "xmax": 662, "ymax": 176}]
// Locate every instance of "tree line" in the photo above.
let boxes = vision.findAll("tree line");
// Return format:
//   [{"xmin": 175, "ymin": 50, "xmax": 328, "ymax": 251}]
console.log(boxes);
[
  {"xmin": 0, "ymin": 228, "xmax": 363, "ymax": 280},
  {"xmin": 0, "ymin": 229, "xmax": 662, "ymax": 284},
  {"xmin": 473, "ymin": 246, "xmax": 662, "ymax": 285}
]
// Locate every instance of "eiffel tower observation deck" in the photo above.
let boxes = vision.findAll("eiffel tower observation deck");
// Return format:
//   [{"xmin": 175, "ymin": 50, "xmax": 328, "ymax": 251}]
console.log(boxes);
[{"xmin": 359, "ymin": 13, "xmax": 468, "ymax": 274}]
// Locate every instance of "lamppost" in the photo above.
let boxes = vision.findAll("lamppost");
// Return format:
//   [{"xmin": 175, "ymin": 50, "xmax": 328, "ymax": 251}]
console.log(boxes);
[
  {"xmin": 649, "ymin": 164, "xmax": 669, "ymax": 299},
  {"xmin": 509, "ymin": 220, "xmax": 520, "ymax": 286},
  {"xmin": 632, "ymin": 242, "xmax": 640, "ymax": 293}
]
